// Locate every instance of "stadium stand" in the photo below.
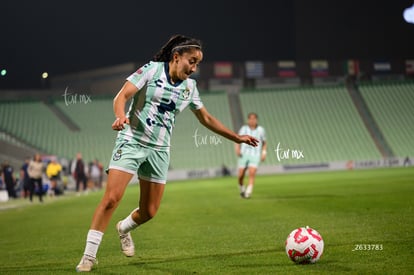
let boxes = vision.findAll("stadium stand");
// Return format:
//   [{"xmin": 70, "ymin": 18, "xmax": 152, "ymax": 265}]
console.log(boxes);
[
  {"xmin": 0, "ymin": 100, "xmax": 70, "ymax": 153},
  {"xmin": 0, "ymin": 92, "xmax": 236, "ymax": 170},
  {"xmin": 53, "ymin": 97, "xmax": 117, "ymax": 163},
  {"xmin": 2, "ymin": 82, "xmax": 412, "ymax": 171},
  {"xmin": 239, "ymin": 85, "xmax": 383, "ymax": 164},
  {"xmin": 170, "ymin": 92, "xmax": 236, "ymax": 170},
  {"xmin": 0, "ymin": 98, "xmax": 116, "ymax": 165},
  {"xmin": 358, "ymin": 81, "xmax": 414, "ymax": 157}
]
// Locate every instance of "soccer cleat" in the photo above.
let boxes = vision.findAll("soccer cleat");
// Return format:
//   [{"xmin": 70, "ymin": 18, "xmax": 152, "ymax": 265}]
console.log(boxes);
[
  {"xmin": 242, "ymin": 193, "xmax": 251, "ymax": 199},
  {"xmin": 240, "ymin": 191, "xmax": 245, "ymax": 198},
  {"xmin": 116, "ymin": 221, "xmax": 135, "ymax": 257},
  {"xmin": 76, "ymin": 255, "xmax": 97, "ymax": 272}
]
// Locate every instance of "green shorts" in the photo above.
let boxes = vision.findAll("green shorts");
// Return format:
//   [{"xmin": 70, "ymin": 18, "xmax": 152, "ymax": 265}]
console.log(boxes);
[
  {"xmin": 108, "ymin": 137, "xmax": 170, "ymax": 184},
  {"xmin": 238, "ymin": 154, "xmax": 260, "ymax": 169}
]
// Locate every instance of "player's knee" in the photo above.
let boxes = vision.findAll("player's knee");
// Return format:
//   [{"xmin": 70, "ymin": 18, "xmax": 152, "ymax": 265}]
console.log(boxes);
[
  {"xmin": 140, "ymin": 205, "xmax": 158, "ymax": 222},
  {"xmin": 102, "ymin": 194, "xmax": 122, "ymax": 210}
]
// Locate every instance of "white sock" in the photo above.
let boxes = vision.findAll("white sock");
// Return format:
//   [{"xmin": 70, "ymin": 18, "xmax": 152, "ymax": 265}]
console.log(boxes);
[
  {"xmin": 83, "ymin": 230, "xmax": 103, "ymax": 259},
  {"xmin": 245, "ymin": 184, "xmax": 253, "ymax": 197},
  {"xmin": 239, "ymin": 185, "xmax": 246, "ymax": 193},
  {"xmin": 118, "ymin": 208, "xmax": 139, "ymax": 234}
]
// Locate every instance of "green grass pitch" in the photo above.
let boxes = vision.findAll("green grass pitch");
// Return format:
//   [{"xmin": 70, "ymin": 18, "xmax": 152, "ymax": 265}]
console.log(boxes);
[{"xmin": 0, "ymin": 167, "xmax": 413, "ymax": 274}]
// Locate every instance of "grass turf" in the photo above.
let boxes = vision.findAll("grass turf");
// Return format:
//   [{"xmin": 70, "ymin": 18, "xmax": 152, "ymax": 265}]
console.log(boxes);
[{"xmin": 0, "ymin": 167, "xmax": 413, "ymax": 274}]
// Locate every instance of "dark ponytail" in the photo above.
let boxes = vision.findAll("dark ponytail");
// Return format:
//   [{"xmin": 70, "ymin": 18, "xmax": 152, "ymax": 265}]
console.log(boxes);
[{"xmin": 153, "ymin": 34, "xmax": 202, "ymax": 62}]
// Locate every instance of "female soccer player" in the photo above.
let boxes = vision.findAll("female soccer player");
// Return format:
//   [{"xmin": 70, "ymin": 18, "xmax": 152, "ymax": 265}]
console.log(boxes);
[
  {"xmin": 76, "ymin": 34, "xmax": 259, "ymax": 272},
  {"xmin": 235, "ymin": 112, "xmax": 267, "ymax": 199}
]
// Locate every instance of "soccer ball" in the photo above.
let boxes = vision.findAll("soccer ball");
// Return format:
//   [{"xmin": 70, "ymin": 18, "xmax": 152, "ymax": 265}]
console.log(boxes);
[{"xmin": 285, "ymin": 226, "xmax": 324, "ymax": 264}]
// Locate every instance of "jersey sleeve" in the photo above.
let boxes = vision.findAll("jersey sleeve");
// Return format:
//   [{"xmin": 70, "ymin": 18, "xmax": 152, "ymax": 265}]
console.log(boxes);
[
  {"xmin": 238, "ymin": 126, "xmax": 246, "ymax": 135},
  {"xmin": 189, "ymin": 82, "xmax": 204, "ymax": 110},
  {"xmin": 126, "ymin": 62, "xmax": 157, "ymax": 90}
]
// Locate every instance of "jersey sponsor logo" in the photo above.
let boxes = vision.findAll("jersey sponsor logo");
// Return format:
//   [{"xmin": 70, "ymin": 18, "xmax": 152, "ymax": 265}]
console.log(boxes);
[
  {"xmin": 157, "ymin": 98, "xmax": 176, "ymax": 114},
  {"xmin": 162, "ymin": 84, "xmax": 182, "ymax": 96},
  {"xmin": 155, "ymin": 79, "xmax": 163, "ymax": 88},
  {"xmin": 145, "ymin": 117, "xmax": 169, "ymax": 128},
  {"xmin": 154, "ymin": 78, "xmax": 186, "ymax": 97}
]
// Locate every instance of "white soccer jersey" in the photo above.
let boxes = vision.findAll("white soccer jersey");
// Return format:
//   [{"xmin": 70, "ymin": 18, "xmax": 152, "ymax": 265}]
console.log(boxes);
[
  {"xmin": 120, "ymin": 61, "xmax": 203, "ymax": 151},
  {"xmin": 238, "ymin": 125, "xmax": 266, "ymax": 156}
]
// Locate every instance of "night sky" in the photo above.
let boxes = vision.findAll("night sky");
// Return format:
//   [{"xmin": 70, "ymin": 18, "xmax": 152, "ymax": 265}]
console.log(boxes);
[{"xmin": 1, "ymin": 0, "xmax": 413, "ymax": 88}]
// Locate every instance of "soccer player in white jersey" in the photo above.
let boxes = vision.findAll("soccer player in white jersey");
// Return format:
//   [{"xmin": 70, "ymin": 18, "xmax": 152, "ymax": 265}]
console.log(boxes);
[
  {"xmin": 76, "ymin": 34, "xmax": 259, "ymax": 272},
  {"xmin": 235, "ymin": 112, "xmax": 266, "ymax": 199}
]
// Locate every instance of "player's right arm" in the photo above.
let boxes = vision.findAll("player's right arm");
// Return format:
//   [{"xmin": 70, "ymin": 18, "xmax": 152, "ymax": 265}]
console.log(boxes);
[{"xmin": 112, "ymin": 81, "xmax": 139, "ymax": 131}]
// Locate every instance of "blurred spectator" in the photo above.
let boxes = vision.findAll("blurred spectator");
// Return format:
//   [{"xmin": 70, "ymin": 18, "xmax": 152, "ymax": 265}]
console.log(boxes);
[
  {"xmin": 1, "ymin": 161, "xmax": 17, "ymax": 199},
  {"xmin": 221, "ymin": 164, "xmax": 231, "ymax": 176},
  {"xmin": 72, "ymin": 153, "xmax": 88, "ymax": 194},
  {"xmin": 89, "ymin": 159, "xmax": 102, "ymax": 190},
  {"xmin": 28, "ymin": 154, "xmax": 44, "ymax": 202},
  {"xmin": 0, "ymin": 170, "xmax": 3, "ymax": 190},
  {"xmin": 46, "ymin": 157, "xmax": 62, "ymax": 196},
  {"xmin": 20, "ymin": 156, "xmax": 31, "ymax": 198},
  {"xmin": 403, "ymin": 156, "xmax": 411, "ymax": 167},
  {"xmin": 59, "ymin": 157, "xmax": 70, "ymax": 175}
]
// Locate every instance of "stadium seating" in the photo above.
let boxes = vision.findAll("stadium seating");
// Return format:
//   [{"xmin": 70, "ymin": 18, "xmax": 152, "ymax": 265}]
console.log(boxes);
[
  {"xmin": 359, "ymin": 81, "xmax": 414, "ymax": 157},
  {"xmin": 170, "ymin": 92, "xmax": 236, "ymax": 170},
  {"xmin": 239, "ymin": 86, "xmax": 382, "ymax": 164},
  {"xmin": 54, "ymin": 97, "xmax": 117, "ymax": 163},
  {"xmin": 0, "ymin": 93, "xmax": 235, "ymax": 170},
  {"xmin": 0, "ymin": 100, "xmax": 70, "ymax": 153},
  {"xmin": 0, "ymin": 99, "xmax": 116, "ymax": 164},
  {"xmin": 2, "ymin": 82, "xmax": 412, "ymax": 170}
]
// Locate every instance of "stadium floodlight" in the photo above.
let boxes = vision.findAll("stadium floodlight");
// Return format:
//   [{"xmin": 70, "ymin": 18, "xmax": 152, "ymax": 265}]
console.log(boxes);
[
  {"xmin": 403, "ymin": 4, "xmax": 414, "ymax": 24},
  {"xmin": 1, "ymin": 69, "xmax": 6, "ymax": 76},
  {"xmin": 42, "ymin": 72, "xmax": 49, "ymax": 79}
]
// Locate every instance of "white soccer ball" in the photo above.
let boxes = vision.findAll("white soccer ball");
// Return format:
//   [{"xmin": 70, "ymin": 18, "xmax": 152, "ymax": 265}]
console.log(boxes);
[{"xmin": 285, "ymin": 226, "xmax": 324, "ymax": 264}]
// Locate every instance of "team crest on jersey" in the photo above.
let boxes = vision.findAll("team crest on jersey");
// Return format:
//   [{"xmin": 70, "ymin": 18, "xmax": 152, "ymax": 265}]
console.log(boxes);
[
  {"xmin": 113, "ymin": 149, "xmax": 122, "ymax": 161},
  {"xmin": 183, "ymin": 88, "xmax": 190, "ymax": 100}
]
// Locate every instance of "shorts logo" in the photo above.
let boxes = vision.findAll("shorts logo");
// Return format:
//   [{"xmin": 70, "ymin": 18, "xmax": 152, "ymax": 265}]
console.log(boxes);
[
  {"xmin": 113, "ymin": 149, "xmax": 122, "ymax": 161},
  {"xmin": 113, "ymin": 141, "xmax": 128, "ymax": 161}
]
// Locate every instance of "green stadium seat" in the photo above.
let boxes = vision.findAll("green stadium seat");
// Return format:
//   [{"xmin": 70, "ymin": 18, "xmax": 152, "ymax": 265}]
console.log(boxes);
[
  {"xmin": 359, "ymin": 81, "xmax": 414, "ymax": 157},
  {"xmin": 239, "ymin": 86, "xmax": 382, "ymax": 164}
]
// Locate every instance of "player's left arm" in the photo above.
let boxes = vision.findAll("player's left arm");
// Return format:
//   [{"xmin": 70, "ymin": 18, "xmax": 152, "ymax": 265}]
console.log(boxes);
[{"xmin": 192, "ymin": 107, "xmax": 258, "ymax": 146}]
